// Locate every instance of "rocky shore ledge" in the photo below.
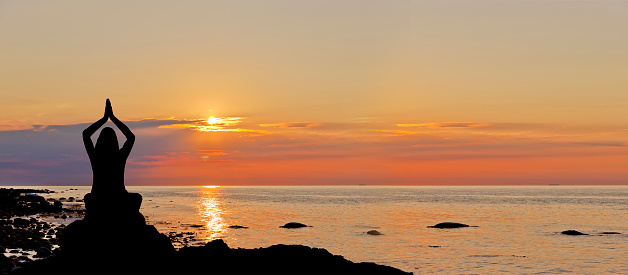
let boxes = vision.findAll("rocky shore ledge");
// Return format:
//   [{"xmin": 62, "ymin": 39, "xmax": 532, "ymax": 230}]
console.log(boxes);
[
  {"xmin": 11, "ymin": 239, "xmax": 410, "ymax": 275},
  {"xmin": 1, "ymin": 188, "xmax": 411, "ymax": 275}
]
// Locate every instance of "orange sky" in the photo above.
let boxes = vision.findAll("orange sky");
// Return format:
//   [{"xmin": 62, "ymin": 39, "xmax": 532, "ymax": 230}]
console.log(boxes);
[{"xmin": 1, "ymin": 1, "xmax": 627, "ymax": 186}]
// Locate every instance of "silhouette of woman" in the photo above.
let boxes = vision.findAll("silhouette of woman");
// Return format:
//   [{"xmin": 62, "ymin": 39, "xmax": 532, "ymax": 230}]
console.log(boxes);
[
  {"xmin": 83, "ymin": 99, "xmax": 135, "ymax": 194},
  {"xmin": 82, "ymin": 99, "xmax": 143, "ymax": 223}
]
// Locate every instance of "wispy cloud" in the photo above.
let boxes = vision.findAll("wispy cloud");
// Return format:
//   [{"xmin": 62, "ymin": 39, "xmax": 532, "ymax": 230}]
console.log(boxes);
[
  {"xmin": 397, "ymin": 122, "xmax": 492, "ymax": 129},
  {"xmin": 259, "ymin": 122, "xmax": 322, "ymax": 129},
  {"xmin": 196, "ymin": 150, "xmax": 230, "ymax": 156}
]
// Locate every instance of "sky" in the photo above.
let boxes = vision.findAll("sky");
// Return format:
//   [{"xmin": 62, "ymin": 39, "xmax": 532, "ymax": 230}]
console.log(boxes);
[{"xmin": 1, "ymin": 1, "xmax": 628, "ymax": 186}]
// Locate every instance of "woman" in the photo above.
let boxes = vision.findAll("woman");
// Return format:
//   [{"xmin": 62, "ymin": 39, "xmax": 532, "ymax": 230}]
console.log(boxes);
[{"xmin": 83, "ymin": 99, "xmax": 135, "ymax": 194}]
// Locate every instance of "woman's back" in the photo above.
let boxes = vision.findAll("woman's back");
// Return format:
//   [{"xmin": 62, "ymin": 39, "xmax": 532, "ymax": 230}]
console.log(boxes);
[{"xmin": 83, "ymin": 99, "xmax": 135, "ymax": 195}]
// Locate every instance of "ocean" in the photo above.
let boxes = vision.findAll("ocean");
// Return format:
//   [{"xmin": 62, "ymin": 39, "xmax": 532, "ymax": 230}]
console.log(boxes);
[{"xmin": 27, "ymin": 186, "xmax": 628, "ymax": 274}]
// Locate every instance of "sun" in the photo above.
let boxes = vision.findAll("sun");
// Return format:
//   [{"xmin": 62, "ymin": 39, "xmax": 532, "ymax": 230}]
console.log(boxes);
[{"xmin": 206, "ymin": 116, "xmax": 220, "ymax": 124}]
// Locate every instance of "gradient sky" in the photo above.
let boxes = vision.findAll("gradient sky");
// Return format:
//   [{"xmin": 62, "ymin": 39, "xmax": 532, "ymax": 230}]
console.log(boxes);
[{"xmin": 1, "ymin": 1, "xmax": 627, "ymax": 186}]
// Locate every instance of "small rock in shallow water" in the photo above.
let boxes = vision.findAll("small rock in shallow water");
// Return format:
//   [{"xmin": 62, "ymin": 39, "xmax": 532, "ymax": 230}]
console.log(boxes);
[
  {"xmin": 280, "ymin": 222, "xmax": 308, "ymax": 228},
  {"xmin": 187, "ymin": 224, "xmax": 204, "ymax": 228},
  {"xmin": 366, "ymin": 230, "xmax": 383, "ymax": 235},
  {"xmin": 561, "ymin": 230, "xmax": 587, "ymax": 235},
  {"xmin": 428, "ymin": 222, "xmax": 472, "ymax": 229},
  {"xmin": 35, "ymin": 247, "xmax": 51, "ymax": 258},
  {"xmin": 228, "ymin": 225, "xmax": 248, "ymax": 229},
  {"xmin": 0, "ymin": 254, "xmax": 15, "ymax": 270}
]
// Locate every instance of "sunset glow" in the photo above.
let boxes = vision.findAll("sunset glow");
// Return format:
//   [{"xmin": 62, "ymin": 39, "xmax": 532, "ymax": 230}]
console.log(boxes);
[{"xmin": 1, "ymin": 1, "xmax": 627, "ymax": 186}]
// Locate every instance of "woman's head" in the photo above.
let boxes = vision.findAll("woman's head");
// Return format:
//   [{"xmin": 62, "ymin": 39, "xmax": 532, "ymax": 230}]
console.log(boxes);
[{"xmin": 95, "ymin": 127, "xmax": 119, "ymax": 153}]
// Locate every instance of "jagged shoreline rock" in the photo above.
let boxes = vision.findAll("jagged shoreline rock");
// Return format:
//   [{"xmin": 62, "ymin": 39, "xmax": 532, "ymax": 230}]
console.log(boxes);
[{"xmin": 11, "ymin": 239, "xmax": 411, "ymax": 275}]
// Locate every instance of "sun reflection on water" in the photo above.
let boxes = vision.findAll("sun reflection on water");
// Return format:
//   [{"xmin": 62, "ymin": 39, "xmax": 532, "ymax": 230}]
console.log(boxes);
[{"xmin": 199, "ymin": 186, "xmax": 226, "ymax": 240}]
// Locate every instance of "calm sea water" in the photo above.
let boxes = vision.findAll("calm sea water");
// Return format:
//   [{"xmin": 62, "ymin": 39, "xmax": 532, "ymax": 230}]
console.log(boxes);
[{"xmin": 29, "ymin": 186, "xmax": 628, "ymax": 274}]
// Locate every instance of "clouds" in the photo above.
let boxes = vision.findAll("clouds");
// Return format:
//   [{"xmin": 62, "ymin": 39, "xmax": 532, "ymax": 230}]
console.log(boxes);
[
  {"xmin": 397, "ymin": 122, "xmax": 492, "ymax": 129},
  {"xmin": 259, "ymin": 122, "xmax": 322, "ymax": 129},
  {"xmin": 1, "ymin": 117, "xmax": 628, "ymax": 185}
]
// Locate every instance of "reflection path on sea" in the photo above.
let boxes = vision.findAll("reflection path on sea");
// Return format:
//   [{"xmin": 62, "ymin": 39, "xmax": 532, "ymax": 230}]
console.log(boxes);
[{"xmin": 199, "ymin": 186, "xmax": 226, "ymax": 240}]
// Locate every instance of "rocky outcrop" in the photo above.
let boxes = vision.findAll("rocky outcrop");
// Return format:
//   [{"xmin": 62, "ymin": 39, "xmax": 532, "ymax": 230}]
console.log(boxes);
[
  {"xmin": 13, "ymin": 238, "xmax": 411, "ymax": 275},
  {"xmin": 228, "ymin": 225, "xmax": 249, "ymax": 229},
  {"xmin": 428, "ymin": 222, "xmax": 473, "ymax": 229},
  {"xmin": 0, "ymin": 189, "xmax": 61, "ymax": 219},
  {"xmin": 56, "ymin": 192, "xmax": 175, "ymax": 273},
  {"xmin": 366, "ymin": 230, "xmax": 383, "ymax": 235},
  {"xmin": 561, "ymin": 230, "xmax": 587, "ymax": 235},
  {"xmin": 280, "ymin": 222, "xmax": 309, "ymax": 228},
  {"xmin": 176, "ymin": 239, "xmax": 411, "ymax": 275}
]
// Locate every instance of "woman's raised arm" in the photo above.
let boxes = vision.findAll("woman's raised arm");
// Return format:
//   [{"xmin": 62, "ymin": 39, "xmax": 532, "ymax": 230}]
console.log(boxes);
[
  {"xmin": 83, "ymin": 107, "xmax": 108, "ymax": 158},
  {"xmin": 108, "ymin": 99, "xmax": 135, "ymax": 158}
]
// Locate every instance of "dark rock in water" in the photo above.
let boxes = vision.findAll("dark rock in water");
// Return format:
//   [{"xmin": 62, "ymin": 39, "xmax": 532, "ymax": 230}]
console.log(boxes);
[
  {"xmin": 428, "ymin": 222, "xmax": 471, "ymax": 229},
  {"xmin": 601, "ymin": 232, "xmax": 621, "ymax": 234},
  {"xmin": 561, "ymin": 230, "xmax": 587, "ymax": 235},
  {"xmin": 21, "ymin": 194, "xmax": 46, "ymax": 203},
  {"xmin": 12, "ymin": 218, "xmax": 31, "ymax": 228},
  {"xmin": 228, "ymin": 225, "xmax": 249, "ymax": 229},
  {"xmin": 0, "ymin": 254, "xmax": 15, "ymax": 271},
  {"xmin": 184, "ymin": 224, "xmax": 204, "ymax": 228},
  {"xmin": 280, "ymin": 222, "xmax": 308, "ymax": 228},
  {"xmin": 34, "ymin": 247, "xmax": 51, "ymax": 258},
  {"xmin": 53, "ymin": 200, "xmax": 62, "ymax": 208},
  {"xmin": 366, "ymin": 230, "xmax": 383, "ymax": 235}
]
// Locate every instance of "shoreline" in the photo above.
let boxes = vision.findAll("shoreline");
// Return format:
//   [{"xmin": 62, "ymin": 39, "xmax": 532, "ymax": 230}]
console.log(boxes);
[{"xmin": 0, "ymin": 188, "xmax": 411, "ymax": 275}]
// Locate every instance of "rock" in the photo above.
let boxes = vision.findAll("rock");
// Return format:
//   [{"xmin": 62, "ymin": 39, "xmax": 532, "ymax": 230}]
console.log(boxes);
[
  {"xmin": 13, "ymin": 218, "xmax": 31, "ymax": 228},
  {"xmin": 366, "ymin": 230, "xmax": 383, "ymax": 235},
  {"xmin": 57, "ymin": 191, "xmax": 176, "ymax": 274},
  {"xmin": 228, "ymin": 225, "xmax": 248, "ymax": 229},
  {"xmin": 16, "ymin": 255, "xmax": 30, "ymax": 261},
  {"xmin": 601, "ymin": 232, "xmax": 621, "ymax": 234},
  {"xmin": 0, "ymin": 254, "xmax": 15, "ymax": 271},
  {"xmin": 280, "ymin": 222, "xmax": 308, "ymax": 229},
  {"xmin": 177, "ymin": 241, "xmax": 411, "ymax": 275},
  {"xmin": 561, "ymin": 230, "xmax": 587, "ymax": 235},
  {"xmin": 35, "ymin": 247, "xmax": 51, "ymax": 258},
  {"xmin": 428, "ymin": 222, "xmax": 471, "ymax": 229},
  {"xmin": 204, "ymin": 239, "xmax": 230, "ymax": 253},
  {"xmin": 186, "ymin": 224, "xmax": 204, "ymax": 228},
  {"xmin": 21, "ymin": 193, "xmax": 46, "ymax": 203}
]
